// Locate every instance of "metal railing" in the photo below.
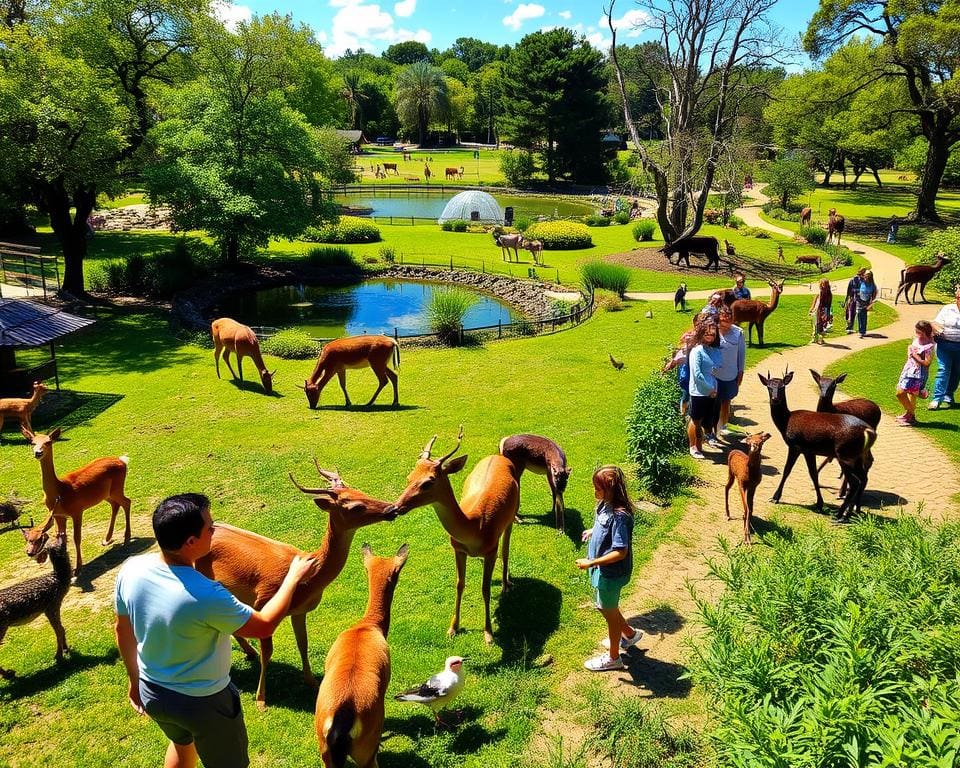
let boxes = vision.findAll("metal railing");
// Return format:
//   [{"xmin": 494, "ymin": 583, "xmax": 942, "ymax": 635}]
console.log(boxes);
[{"xmin": 0, "ymin": 242, "xmax": 60, "ymax": 299}]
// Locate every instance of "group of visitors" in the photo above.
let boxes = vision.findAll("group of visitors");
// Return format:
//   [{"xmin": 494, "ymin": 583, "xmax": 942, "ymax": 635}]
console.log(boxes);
[{"xmin": 843, "ymin": 268, "xmax": 879, "ymax": 338}]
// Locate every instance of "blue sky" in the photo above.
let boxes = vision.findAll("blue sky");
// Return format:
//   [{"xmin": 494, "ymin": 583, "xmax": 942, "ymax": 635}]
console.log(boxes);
[{"xmin": 216, "ymin": 0, "xmax": 822, "ymax": 64}]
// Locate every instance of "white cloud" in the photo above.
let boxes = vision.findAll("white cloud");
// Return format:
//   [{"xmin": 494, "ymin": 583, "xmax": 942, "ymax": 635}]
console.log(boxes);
[
  {"xmin": 325, "ymin": 0, "xmax": 431, "ymax": 57},
  {"xmin": 394, "ymin": 0, "xmax": 416, "ymax": 17},
  {"xmin": 557, "ymin": 9, "xmax": 571, "ymax": 19},
  {"xmin": 604, "ymin": 8, "xmax": 650, "ymax": 38},
  {"xmin": 211, "ymin": 0, "xmax": 251, "ymax": 31},
  {"xmin": 503, "ymin": 3, "xmax": 545, "ymax": 30}
]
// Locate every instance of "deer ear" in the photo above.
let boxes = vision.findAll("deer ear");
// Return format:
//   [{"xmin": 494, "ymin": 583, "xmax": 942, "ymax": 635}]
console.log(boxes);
[
  {"xmin": 395, "ymin": 543, "xmax": 410, "ymax": 568},
  {"xmin": 361, "ymin": 543, "xmax": 374, "ymax": 566},
  {"xmin": 442, "ymin": 454, "xmax": 469, "ymax": 475},
  {"xmin": 20, "ymin": 426, "xmax": 33, "ymax": 440},
  {"xmin": 49, "ymin": 427, "xmax": 62, "ymax": 441},
  {"xmin": 784, "ymin": 371, "xmax": 794, "ymax": 385},
  {"xmin": 758, "ymin": 373, "xmax": 769, "ymax": 386},
  {"xmin": 835, "ymin": 373, "xmax": 847, "ymax": 384}
]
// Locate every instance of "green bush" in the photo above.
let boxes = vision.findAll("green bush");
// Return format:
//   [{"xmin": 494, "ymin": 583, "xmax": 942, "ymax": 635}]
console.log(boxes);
[
  {"xmin": 379, "ymin": 246, "xmax": 396, "ymax": 264},
  {"xmin": 632, "ymin": 220, "xmax": 657, "ymax": 242},
  {"xmin": 303, "ymin": 216, "xmax": 381, "ymax": 244},
  {"xmin": 260, "ymin": 329, "xmax": 321, "ymax": 359},
  {"xmin": 594, "ymin": 289, "xmax": 624, "ymax": 312},
  {"xmin": 625, "ymin": 372, "xmax": 689, "ymax": 497},
  {"xmin": 726, "ymin": 214, "xmax": 744, "ymax": 229},
  {"xmin": 441, "ymin": 219, "xmax": 467, "ymax": 232},
  {"xmin": 512, "ymin": 317, "xmax": 536, "ymax": 336},
  {"xmin": 585, "ymin": 214, "xmax": 612, "ymax": 227},
  {"xmin": 305, "ymin": 246, "xmax": 359, "ymax": 271},
  {"xmin": 693, "ymin": 516, "xmax": 960, "ymax": 768},
  {"xmin": 514, "ymin": 215, "xmax": 532, "ymax": 232},
  {"xmin": 799, "ymin": 224, "xmax": 827, "ymax": 245},
  {"xmin": 580, "ymin": 261, "xmax": 631, "ymax": 297},
  {"xmin": 427, "ymin": 287, "xmax": 477, "ymax": 345},
  {"xmin": 741, "ymin": 226, "xmax": 771, "ymax": 238},
  {"xmin": 524, "ymin": 220, "xmax": 593, "ymax": 249},
  {"xmin": 613, "ymin": 211, "xmax": 630, "ymax": 225},
  {"xmin": 823, "ymin": 244, "xmax": 853, "ymax": 267},
  {"xmin": 924, "ymin": 226, "xmax": 960, "ymax": 291},
  {"xmin": 898, "ymin": 224, "xmax": 923, "ymax": 244},
  {"xmin": 87, "ymin": 238, "xmax": 209, "ymax": 297},
  {"xmin": 704, "ymin": 208, "xmax": 723, "ymax": 224},
  {"xmin": 499, "ymin": 150, "xmax": 536, "ymax": 187}
]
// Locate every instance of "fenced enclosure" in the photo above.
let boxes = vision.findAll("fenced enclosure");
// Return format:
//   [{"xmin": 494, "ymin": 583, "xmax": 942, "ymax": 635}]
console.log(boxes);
[{"xmin": 0, "ymin": 242, "xmax": 60, "ymax": 299}]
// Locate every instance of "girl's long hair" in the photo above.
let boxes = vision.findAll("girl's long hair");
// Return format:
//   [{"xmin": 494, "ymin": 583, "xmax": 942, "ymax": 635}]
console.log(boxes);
[
  {"xmin": 818, "ymin": 278, "xmax": 832, "ymax": 303},
  {"xmin": 593, "ymin": 465, "xmax": 634, "ymax": 515},
  {"xmin": 694, "ymin": 319, "xmax": 720, "ymax": 348}
]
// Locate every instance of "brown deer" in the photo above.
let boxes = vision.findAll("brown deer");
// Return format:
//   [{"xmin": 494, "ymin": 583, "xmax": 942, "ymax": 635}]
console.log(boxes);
[
  {"xmin": 799, "ymin": 207, "xmax": 812, "ymax": 227},
  {"xmin": 21, "ymin": 427, "xmax": 131, "ymax": 579},
  {"xmin": 731, "ymin": 279, "xmax": 784, "ymax": 347},
  {"xmin": 0, "ymin": 380, "xmax": 49, "ymax": 441},
  {"xmin": 494, "ymin": 231, "xmax": 522, "ymax": 262},
  {"xmin": 498, "ymin": 434, "xmax": 570, "ymax": 530},
  {"xmin": 302, "ymin": 335, "xmax": 399, "ymax": 409},
  {"xmin": 314, "ymin": 543, "xmax": 408, "ymax": 768},
  {"xmin": 386, "ymin": 427, "xmax": 520, "ymax": 644},
  {"xmin": 759, "ymin": 369, "xmax": 876, "ymax": 521},
  {"xmin": 520, "ymin": 236, "xmax": 544, "ymax": 266},
  {"xmin": 382, "ymin": 162, "xmax": 399, "ymax": 175},
  {"xmin": 211, "ymin": 318, "xmax": 276, "ymax": 394},
  {"xmin": 827, "ymin": 208, "xmax": 845, "ymax": 246},
  {"xmin": 724, "ymin": 432, "xmax": 771, "ymax": 545},
  {"xmin": 424, "ymin": 164, "xmax": 432, "ymax": 183},
  {"xmin": 444, "ymin": 167, "xmax": 461, "ymax": 180},
  {"xmin": 195, "ymin": 464, "xmax": 403, "ymax": 710},
  {"xmin": 724, "ymin": 239, "xmax": 736, "ymax": 257},
  {"xmin": 895, "ymin": 253, "xmax": 951, "ymax": 304},
  {"xmin": 795, "ymin": 254, "xmax": 821, "ymax": 271}
]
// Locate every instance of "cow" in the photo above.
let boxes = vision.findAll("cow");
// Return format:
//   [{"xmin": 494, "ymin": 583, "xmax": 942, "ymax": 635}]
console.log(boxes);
[
  {"xmin": 444, "ymin": 167, "xmax": 462, "ymax": 181},
  {"xmin": 661, "ymin": 236, "xmax": 721, "ymax": 271},
  {"xmin": 382, "ymin": 162, "xmax": 399, "ymax": 175}
]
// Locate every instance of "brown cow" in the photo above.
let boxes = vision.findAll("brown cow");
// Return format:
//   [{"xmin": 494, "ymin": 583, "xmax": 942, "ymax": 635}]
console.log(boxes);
[{"xmin": 444, "ymin": 167, "xmax": 462, "ymax": 180}]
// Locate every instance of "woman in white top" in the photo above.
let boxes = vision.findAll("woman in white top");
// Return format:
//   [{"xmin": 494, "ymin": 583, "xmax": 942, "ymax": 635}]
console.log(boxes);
[{"xmin": 930, "ymin": 287, "xmax": 960, "ymax": 410}]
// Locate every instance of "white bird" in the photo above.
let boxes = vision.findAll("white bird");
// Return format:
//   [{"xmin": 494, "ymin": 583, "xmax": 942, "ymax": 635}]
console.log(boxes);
[{"xmin": 394, "ymin": 656, "xmax": 466, "ymax": 726}]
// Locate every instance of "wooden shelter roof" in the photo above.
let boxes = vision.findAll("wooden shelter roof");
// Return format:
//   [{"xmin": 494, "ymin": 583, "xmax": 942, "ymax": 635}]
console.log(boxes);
[{"xmin": 0, "ymin": 299, "xmax": 95, "ymax": 348}]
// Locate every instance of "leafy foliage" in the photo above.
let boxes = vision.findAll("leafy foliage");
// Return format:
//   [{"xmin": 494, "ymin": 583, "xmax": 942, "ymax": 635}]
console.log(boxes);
[
  {"xmin": 923, "ymin": 227, "xmax": 960, "ymax": 291},
  {"xmin": 632, "ymin": 220, "xmax": 657, "ymax": 241},
  {"xmin": 303, "ymin": 216, "xmax": 381, "ymax": 244},
  {"xmin": 499, "ymin": 150, "xmax": 536, "ymax": 187},
  {"xmin": 393, "ymin": 60, "xmax": 449, "ymax": 146},
  {"xmin": 594, "ymin": 289, "xmax": 624, "ymax": 312},
  {"xmin": 625, "ymin": 372, "xmax": 689, "ymax": 497},
  {"xmin": 524, "ymin": 220, "xmax": 593, "ymax": 249},
  {"xmin": 799, "ymin": 225, "xmax": 827, "ymax": 245},
  {"xmin": 584, "ymin": 214, "xmax": 612, "ymax": 227},
  {"xmin": 441, "ymin": 219, "xmax": 468, "ymax": 232},
  {"xmin": 260, "ymin": 329, "xmax": 321, "ymax": 359},
  {"xmin": 426, "ymin": 287, "xmax": 477, "ymax": 344},
  {"xmin": 87, "ymin": 239, "xmax": 212, "ymax": 297},
  {"xmin": 764, "ymin": 155, "xmax": 815, "ymax": 209},
  {"xmin": 580, "ymin": 262, "xmax": 631, "ymax": 297}
]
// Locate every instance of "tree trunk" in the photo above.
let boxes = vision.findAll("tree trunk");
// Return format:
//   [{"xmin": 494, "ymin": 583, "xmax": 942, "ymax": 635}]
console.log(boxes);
[
  {"xmin": 224, "ymin": 234, "xmax": 239, "ymax": 266},
  {"xmin": 42, "ymin": 179, "xmax": 95, "ymax": 297},
  {"xmin": 911, "ymin": 132, "xmax": 951, "ymax": 222}
]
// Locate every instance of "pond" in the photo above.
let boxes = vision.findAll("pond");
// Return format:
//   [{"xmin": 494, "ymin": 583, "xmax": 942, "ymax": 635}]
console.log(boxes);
[
  {"xmin": 215, "ymin": 279, "xmax": 519, "ymax": 338},
  {"xmin": 334, "ymin": 190, "xmax": 594, "ymax": 221}
]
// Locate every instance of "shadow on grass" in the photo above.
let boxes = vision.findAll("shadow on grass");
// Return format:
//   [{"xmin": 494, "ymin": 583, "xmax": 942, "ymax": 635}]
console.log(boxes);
[
  {"xmin": 230, "ymin": 656, "xmax": 317, "ymax": 713},
  {"xmin": 0, "ymin": 647, "xmax": 118, "ymax": 700},
  {"xmin": 751, "ymin": 514, "xmax": 795, "ymax": 542},
  {"xmin": 515, "ymin": 505, "xmax": 585, "ymax": 547},
  {"xmin": 312, "ymin": 403, "xmax": 420, "ymax": 412},
  {"xmin": 382, "ymin": 704, "xmax": 505, "ymax": 759},
  {"xmin": 73, "ymin": 537, "xmax": 154, "ymax": 592},
  {"xmin": 27, "ymin": 390, "xmax": 125, "ymax": 433},
  {"xmin": 618, "ymin": 649, "xmax": 692, "ymax": 698},
  {"xmin": 490, "ymin": 576, "xmax": 561, "ymax": 668}
]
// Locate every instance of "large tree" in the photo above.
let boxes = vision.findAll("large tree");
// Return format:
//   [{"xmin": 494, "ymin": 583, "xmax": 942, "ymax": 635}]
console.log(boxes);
[
  {"xmin": 804, "ymin": 1, "xmax": 960, "ymax": 221},
  {"xmin": 393, "ymin": 60, "xmax": 449, "ymax": 146},
  {"xmin": 607, "ymin": 0, "xmax": 782, "ymax": 244},
  {"xmin": 502, "ymin": 28, "xmax": 609, "ymax": 183},
  {"xmin": 382, "ymin": 41, "xmax": 431, "ymax": 66}
]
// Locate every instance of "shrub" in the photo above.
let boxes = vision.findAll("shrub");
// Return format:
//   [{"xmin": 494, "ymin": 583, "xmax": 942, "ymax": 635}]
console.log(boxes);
[
  {"xmin": 632, "ymin": 220, "xmax": 657, "ymax": 242},
  {"xmin": 427, "ymin": 288, "xmax": 477, "ymax": 345},
  {"xmin": 799, "ymin": 225, "xmax": 827, "ymax": 245},
  {"xmin": 823, "ymin": 244, "xmax": 853, "ymax": 267},
  {"xmin": 693, "ymin": 516, "xmax": 960, "ymax": 768},
  {"xmin": 585, "ymin": 214, "xmax": 612, "ymax": 227},
  {"xmin": 741, "ymin": 226, "xmax": 771, "ymax": 239},
  {"xmin": 260, "ymin": 329, "xmax": 321, "ymax": 359},
  {"xmin": 379, "ymin": 246, "xmax": 396, "ymax": 264},
  {"xmin": 704, "ymin": 208, "xmax": 723, "ymax": 224},
  {"xmin": 499, "ymin": 150, "xmax": 536, "ymax": 187},
  {"xmin": 923, "ymin": 226, "xmax": 960, "ymax": 291},
  {"xmin": 303, "ymin": 216, "xmax": 381, "ymax": 244},
  {"xmin": 512, "ymin": 317, "xmax": 536, "ymax": 336},
  {"xmin": 594, "ymin": 289, "xmax": 624, "ymax": 312},
  {"xmin": 580, "ymin": 261, "xmax": 631, "ymax": 298},
  {"xmin": 87, "ymin": 238, "xmax": 209, "ymax": 297},
  {"xmin": 305, "ymin": 246, "xmax": 359, "ymax": 271},
  {"xmin": 441, "ymin": 219, "xmax": 468, "ymax": 232},
  {"xmin": 625, "ymin": 372, "xmax": 689, "ymax": 497},
  {"xmin": 524, "ymin": 220, "xmax": 593, "ymax": 250},
  {"xmin": 897, "ymin": 224, "xmax": 922, "ymax": 244},
  {"xmin": 726, "ymin": 214, "xmax": 744, "ymax": 229},
  {"xmin": 613, "ymin": 211, "xmax": 630, "ymax": 225},
  {"xmin": 514, "ymin": 215, "xmax": 532, "ymax": 232}
]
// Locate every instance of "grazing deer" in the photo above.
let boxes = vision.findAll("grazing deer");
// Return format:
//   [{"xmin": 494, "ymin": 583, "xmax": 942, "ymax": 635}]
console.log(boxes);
[
  {"xmin": 724, "ymin": 432, "xmax": 771, "ymax": 545},
  {"xmin": 759, "ymin": 370, "xmax": 876, "ymax": 520},
  {"xmin": 302, "ymin": 335, "xmax": 399, "ymax": 409},
  {"xmin": 795, "ymin": 254, "xmax": 821, "ymax": 271},
  {"xmin": 827, "ymin": 208, "xmax": 845, "ymax": 246},
  {"xmin": 499, "ymin": 434, "xmax": 571, "ymax": 530},
  {"xmin": 315, "ymin": 543, "xmax": 408, "ymax": 768},
  {"xmin": 0, "ymin": 380, "xmax": 49, "ymax": 441},
  {"xmin": 211, "ymin": 318, "xmax": 276, "ymax": 394},
  {"xmin": 895, "ymin": 253, "xmax": 951, "ymax": 305},
  {"xmin": 444, "ymin": 167, "xmax": 461, "ymax": 181},
  {"xmin": 661, "ymin": 235, "xmax": 721, "ymax": 270},
  {"xmin": 387, "ymin": 427, "xmax": 520, "ymax": 643},
  {"xmin": 731, "ymin": 279, "xmax": 784, "ymax": 347},
  {"xmin": 21, "ymin": 427, "xmax": 131, "ymax": 579},
  {"xmin": 799, "ymin": 207, "xmax": 812, "ymax": 227},
  {"xmin": 493, "ymin": 231, "xmax": 522, "ymax": 262},
  {"xmin": 520, "ymin": 237, "xmax": 544, "ymax": 266},
  {"xmin": 195, "ymin": 464, "xmax": 402, "ymax": 709},
  {"xmin": 382, "ymin": 162, "xmax": 399, "ymax": 175}
]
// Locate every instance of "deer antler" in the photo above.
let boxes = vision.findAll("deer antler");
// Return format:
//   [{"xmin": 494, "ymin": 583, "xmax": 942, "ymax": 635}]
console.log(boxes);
[
  {"xmin": 289, "ymin": 472, "xmax": 337, "ymax": 497},
  {"xmin": 420, "ymin": 435, "xmax": 439, "ymax": 459},
  {"xmin": 313, "ymin": 459, "xmax": 345, "ymax": 489},
  {"xmin": 437, "ymin": 425, "xmax": 465, "ymax": 465}
]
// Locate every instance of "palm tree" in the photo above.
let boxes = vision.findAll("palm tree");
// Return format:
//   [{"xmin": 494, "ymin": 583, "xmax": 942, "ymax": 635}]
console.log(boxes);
[
  {"xmin": 394, "ymin": 61, "xmax": 449, "ymax": 147},
  {"xmin": 340, "ymin": 70, "xmax": 368, "ymax": 130}
]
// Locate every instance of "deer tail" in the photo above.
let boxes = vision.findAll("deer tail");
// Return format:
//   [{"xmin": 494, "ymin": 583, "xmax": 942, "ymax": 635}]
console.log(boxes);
[
  {"xmin": 322, "ymin": 706, "xmax": 356, "ymax": 768},
  {"xmin": 119, "ymin": 455, "xmax": 130, "ymax": 465},
  {"xmin": 393, "ymin": 338, "xmax": 400, "ymax": 369},
  {"xmin": 863, "ymin": 428, "xmax": 877, "ymax": 463}
]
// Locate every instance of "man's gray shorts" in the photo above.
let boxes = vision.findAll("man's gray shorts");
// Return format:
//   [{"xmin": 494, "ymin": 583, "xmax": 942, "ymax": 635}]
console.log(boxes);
[{"xmin": 140, "ymin": 679, "xmax": 249, "ymax": 768}]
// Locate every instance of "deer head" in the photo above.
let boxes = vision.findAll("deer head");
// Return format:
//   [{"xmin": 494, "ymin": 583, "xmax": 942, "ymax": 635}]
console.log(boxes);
[
  {"xmin": 387, "ymin": 426, "xmax": 469, "ymax": 515},
  {"xmin": 289, "ymin": 460, "xmax": 403, "ymax": 527},
  {"xmin": 21, "ymin": 427, "xmax": 61, "ymax": 460},
  {"xmin": 758, "ymin": 368, "xmax": 794, "ymax": 403},
  {"xmin": 303, "ymin": 380, "xmax": 320, "ymax": 409},
  {"xmin": 261, "ymin": 370, "xmax": 277, "ymax": 395},
  {"xmin": 551, "ymin": 466, "xmax": 572, "ymax": 496},
  {"xmin": 742, "ymin": 432, "xmax": 772, "ymax": 454},
  {"xmin": 809, "ymin": 370, "xmax": 846, "ymax": 402}
]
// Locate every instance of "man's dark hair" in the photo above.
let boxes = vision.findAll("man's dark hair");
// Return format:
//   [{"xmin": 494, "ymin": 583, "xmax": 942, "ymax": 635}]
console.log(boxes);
[{"xmin": 153, "ymin": 493, "xmax": 209, "ymax": 551}]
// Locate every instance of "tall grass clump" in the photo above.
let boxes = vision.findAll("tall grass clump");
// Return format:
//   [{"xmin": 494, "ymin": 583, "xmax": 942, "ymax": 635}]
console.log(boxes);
[
  {"xmin": 305, "ymin": 246, "xmax": 361, "ymax": 273},
  {"xmin": 580, "ymin": 261, "xmax": 631, "ymax": 298},
  {"xmin": 260, "ymin": 329, "xmax": 321, "ymax": 359},
  {"xmin": 427, "ymin": 287, "xmax": 477, "ymax": 345},
  {"xmin": 632, "ymin": 220, "xmax": 657, "ymax": 242},
  {"xmin": 625, "ymin": 372, "xmax": 688, "ymax": 497},
  {"xmin": 798, "ymin": 224, "xmax": 827, "ymax": 245},
  {"xmin": 692, "ymin": 516, "xmax": 960, "ymax": 768}
]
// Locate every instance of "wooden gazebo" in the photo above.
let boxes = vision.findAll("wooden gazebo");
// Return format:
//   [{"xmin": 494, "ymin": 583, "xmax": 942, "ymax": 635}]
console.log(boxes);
[{"xmin": 0, "ymin": 299, "xmax": 95, "ymax": 396}]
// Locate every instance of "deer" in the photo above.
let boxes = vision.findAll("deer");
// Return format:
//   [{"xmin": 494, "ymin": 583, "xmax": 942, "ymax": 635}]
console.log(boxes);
[
  {"xmin": 444, "ymin": 167, "xmax": 461, "ymax": 181},
  {"xmin": 386, "ymin": 427, "xmax": 520, "ymax": 644},
  {"xmin": 795, "ymin": 254, "xmax": 821, "ymax": 271},
  {"xmin": 382, "ymin": 162, "xmax": 399, "ymax": 175},
  {"xmin": 724, "ymin": 432, "xmax": 771, "ymax": 545},
  {"xmin": 799, "ymin": 207, "xmax": 812, "ymax": 227},
  {"xmin": 895, "ymin": 253, "xmax": 951, "ymax": 305},
  {"xmin": 302, "ymin": 335, "xmax": 399, "ymax": 409},
  {"xmin": 731, "ymin": 279, "xmax": 784, "ymax": 347},
  {"xmin": 723, "ymin": 239, "xmax": 736, "ymax": 257},
  {"xmin": 314, "ymin": 543, "xmax": 408, "ymax": 768},
  {"xmin": 498, "ymin": 434, "xmax": 571, "ymax": 530},
  {"xmin": 494, "ymin": 231, "xmax": 522, "ymax": 262},
  {"xmin": 520, "ymin": 236, "xmax": 544, "ymax": 266},
  {"xmin": 424, "ymin": 164, "xmax": 432, "ymax": 183},
  {"xmin": 759, "ymin": 369, "xmax": 877, "ymax": 521},
  {"xmin": 21, "ymin": 427, "xmax": 131, "ymax": 579},
  {"xmin": 211, "ymin": 318, "xmax": 276, "ymax": 394},
  {"xmin": 827, "ymin": 208, "xmax": 845, "ymax": 246},
  {"xmin": 0, "ymin": 380, "xmax": 49, "ymax": 441},
  {"xmin": 195, "ymin": 464, "xmax": 404, "ymax": 710}
]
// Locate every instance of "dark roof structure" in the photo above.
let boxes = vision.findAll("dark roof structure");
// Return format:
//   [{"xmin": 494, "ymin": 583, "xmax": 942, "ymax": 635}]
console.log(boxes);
[{"xmin": 0, "ymin": 299, "xmax": 95, "ymax": 348}]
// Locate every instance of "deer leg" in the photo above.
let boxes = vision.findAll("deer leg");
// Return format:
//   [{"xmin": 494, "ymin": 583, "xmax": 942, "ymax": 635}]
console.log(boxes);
[
  {"xmin": 102, "ymin": 501, "xmax": 120, "ymax": 545},
  {"xmin": 920, "ymin": 283, "xmax": 929, "ymax": 303},
  {"xmin": 500, "ymin": 523, "xmax": 513, "ymax": 592},
  {"xmin": 745, "ymin": 486, "xmax": 756, "ymax": 545},
  {"xmin": 553, "ymin": 491, "xmax": 565, "ymax": 531},
  {"xmin": 336, "ymin": 369, "xmax": 351, "ymax": 407},
  {"xmin": 121, "ymin": 493, "xmax": 132, "ymax": 544},
  {"xmin": 237, "ymin": 354, "xmax": 245, "ymax": 389},
  {"xmin": 290, "ymin": 613, "xmax": 319, "ymax": 689},
  {"xmin": 481, "ymin": 551, "xmax": 497, "ymax": 645},
  {"xmin": 234, "ymin": 635, "xmax": 258, "ymax": 661},
  {"xmin": 213, "ymin": 342, "xmax": 223, "ymax": 378},
  {"xmin": 771, "ymin": 446, "xmax": 801, "ymax": 503},
  {"xmin": 802, "ymin": 452, "xmax": 825, "ymax": 511},
  {"xmin": 724, "ymin": 471, "xmax": 735, "ymax": 520},
  {"xmin": 366, "ymin": 368, "xmax": 389, "ymax": 406},
  {"xmin": 757, "ymin": 322, "xmax": 765, "ymax": 348},
  {"xmin": 385, "ymin": 366, "xmax": 399, "ymax": 407},
  {"xmin": 46, "ymin": 605, "xmax": 69, "ymax": 661},
  {"xmin": 255, "ymin": 634, "xmax": 274, "ymax": 711},
  {"xmin": 71, "ymin": 514, "xmax": 83, "ymax": 578},
  {"xmin": 448, "ymin": 549, "xmax": 467, "ymax": 639}
]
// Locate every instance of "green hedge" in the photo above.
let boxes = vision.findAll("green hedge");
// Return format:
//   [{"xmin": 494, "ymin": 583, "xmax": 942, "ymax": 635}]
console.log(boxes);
[
  {"xmin": 581, "ymin": 261, "xmax": 631, "ymax": 297},
  {"xmin": 303, "ymin": 216, "xmax": 381, "ymax": 244},
  {"xmin": 523, "ymin": 220, "xmax": 593, "ymax": 250},
  {"xmin": 260, "ymin": 329, "xmax": 321, "ymax": 359},
  {"xmin": 632, "ymin": 220, "xmax": 657, "ymax": 242},
  {"xmin": 625, "ymin": 372, "xmax": 689, "ymax": 497}
]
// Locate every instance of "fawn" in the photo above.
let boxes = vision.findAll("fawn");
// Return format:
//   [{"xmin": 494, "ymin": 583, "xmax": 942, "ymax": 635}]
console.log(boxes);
[
  {"xmin": 724, "ymin": 432, "xmax": 771, "ymax": 545},
  {"xmin": 0, "ymin": 381, "xmax": 49, "ymax": 441}
]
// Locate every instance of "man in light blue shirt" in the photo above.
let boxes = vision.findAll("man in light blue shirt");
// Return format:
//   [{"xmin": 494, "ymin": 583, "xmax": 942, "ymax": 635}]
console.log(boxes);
[
  {"xmin": 115, "ymin": 494, "xmax": 315, "ymax": 768},
  {"xmin": 716, "ymin": 307, "xmax": 746, "ymax": 435}
]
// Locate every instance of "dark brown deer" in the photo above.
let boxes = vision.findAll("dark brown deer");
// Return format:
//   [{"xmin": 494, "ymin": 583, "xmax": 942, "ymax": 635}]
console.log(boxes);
[
  {"xmin": 759, "ymin": 369, "xmax": 876, "ymax": 521},
  {"xmin": 731, "ymin": 279, "xmax": 784, "ymax": 347},
  {"xmin": 799, "ymin": 207, "xmax": 812, "ymax": 227},
  {"xmin": 827, "ymin": 208, "xmax": 845, "ymax": 246},
  {"xmin": 795, "ymin": 254, "xmax": 821, "ymax": 271},
  {"xmin": 498, "ymin": 434, "xmax": 571, "ymax": 530},
  {"xmin": 661, "ymin": 235, "xmax": 721, "ymax": 270},
  {"xmin": 895, "ymin": 253, "xmax": 951, "ymax": 305},
  {"xmin": 724, "ymin": 432, "xmax": 771, "ymax": 545}
]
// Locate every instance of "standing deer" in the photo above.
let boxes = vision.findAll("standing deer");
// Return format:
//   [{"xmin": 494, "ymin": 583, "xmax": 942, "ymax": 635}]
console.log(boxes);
[
  {"xmin": 799, "ymin": 207, "xmax": 812, "ymax": 227},
  {"xmin": 21, "ymin": 427, "xmax": 131, "ymax": 579},
  {"xmin": 0, "ymin": 380, "xmax": 49, "ymax": 440},
  {"xmin": 895, "ymin": 253, "xmax": 951, "ymax": 304},
  {"xmin": 211, "ymin": 318, "xmax": 276, "ymax": 394},
  {"xmin": 424, "ymin": 164, "xmax": 432, "ymax": 183},
  {"xmin": 315, "ymin": 543, "xmax": 408, "ymax": 768},
  {"xmin": 759, "ymin": 370, "xmax": 876, "ymax": 520},
  {"xmin": 724, "ymin": 432, "xmax": 771, "ymax": 545},
  {"xmin": 731, "ymin": 279, "xmax": 784, "ymax": 347},
  {"xmin": 498, "ymin": 434, "xmax": 570, "ymax": 530},
  {"xmin": 302, "ymin": 335, "xmax": 399, "ymax": 409},
  {"xmin": 494, "ymin": 231, "xmax": 522, "ymax": 262},
  {"xmin": 520, "ymin": 237, "xmax": 544, "ymax": 266},
  {"xmin": 195, "ymin": 464, "xmax": 403, "ymax": 709},
  {"xmin": 386, "ymin": 427, "xmax": 520, "ymax": 644},
  {"xmin": 827, "ymin": 208, "xmax": 845, "ymax": 246}
]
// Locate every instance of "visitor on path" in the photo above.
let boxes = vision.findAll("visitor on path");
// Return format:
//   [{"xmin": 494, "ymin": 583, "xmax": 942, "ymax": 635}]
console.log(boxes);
[
  {"xmin": 731, "ymin": 273, "xmax": 751, "ymax": 300},
  {"xmin": 930, "ymin": 288, "xmax": 960, "ymax": 410},
  {"xmin": 855, "ymin": 270, "xmax": 878, "ymax": 338},
  {"xmin": 896, "ymin": 321, "xmax": 935, "ymax": 425},
  {"xmin": 844, "ymin": 268, "xmax": 866, "ymax": 333},
  {"xmin": 887, "ymin": 215, "xmax": 900, "ymax": 244},
  {"xmin": 663, "ymin": 325, "xmax": 698, "ymax": 419},
  {"xmin": 686, "ymin": 319, "xmax": 722, "ymax": 459},
  {"xmin": 810, "ymin": 278, "xmax": 833, "ymax": 345},
  {"xmin": 576, "ymin": 465, "xmax": 641, "ymax": 672},
  {"xmin": 115, "ymin": 494, "xmax": 315, "ymax": 768},
  {"xmin": 716, "ymin": 307, "xmax": 746, "ymax": 435}
]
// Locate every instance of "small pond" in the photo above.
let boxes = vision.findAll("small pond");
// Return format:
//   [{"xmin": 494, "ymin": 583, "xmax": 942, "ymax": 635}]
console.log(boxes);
[
  {"xmin": 215, "ymin": 279, "xmax": 519, "ymax": 338},
  {"xmin": 334, "ymin": 190, "xmax": 594, "ymax": 221}
]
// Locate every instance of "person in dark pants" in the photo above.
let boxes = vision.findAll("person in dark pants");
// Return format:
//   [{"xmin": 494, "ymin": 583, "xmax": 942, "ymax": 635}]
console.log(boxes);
[
  {"xmin": 856, "ymin": 270, "xmax": 878, "ymax": 338},
  {"xmin": 930, "ymin": 288, "xmax": 960, "ymax": 410},
  {"xmin": 844, "ymin": 268, "xmax": 866, "ymax": 333}
]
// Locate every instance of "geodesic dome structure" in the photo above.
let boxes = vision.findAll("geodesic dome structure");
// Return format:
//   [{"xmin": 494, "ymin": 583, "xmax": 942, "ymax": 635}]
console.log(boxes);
[{"xmin": 437, "ymin": 191, "xmax": 503, "ymax": 224}]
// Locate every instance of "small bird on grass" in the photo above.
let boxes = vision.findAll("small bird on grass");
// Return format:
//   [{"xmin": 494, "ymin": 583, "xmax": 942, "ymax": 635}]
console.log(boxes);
[
  {"xmin": 395, "ymin": 656, "xmax": 466, "ymax": 727},
  {"xmin": 608, "ymin": 353, "xmax": 625, "ymax": 371}
]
